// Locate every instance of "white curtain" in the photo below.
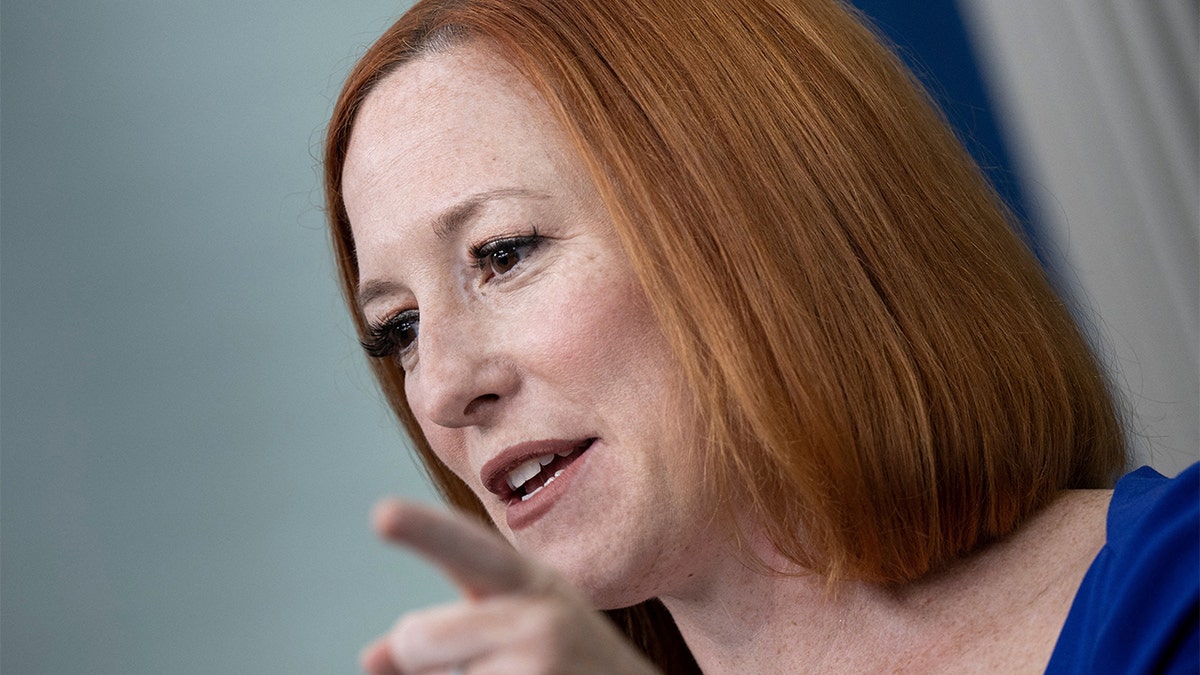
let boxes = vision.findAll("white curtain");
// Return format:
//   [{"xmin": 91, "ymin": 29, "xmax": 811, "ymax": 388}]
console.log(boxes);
[{"xmin": 958, "ymin": 0, "xmax": 1199, "ymax": 475}]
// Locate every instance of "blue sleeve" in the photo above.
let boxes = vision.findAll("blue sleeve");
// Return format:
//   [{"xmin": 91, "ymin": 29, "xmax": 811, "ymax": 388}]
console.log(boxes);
[{"xmin": 1046, "ymin": 463, "xmax": 1199, "ymax": 674}]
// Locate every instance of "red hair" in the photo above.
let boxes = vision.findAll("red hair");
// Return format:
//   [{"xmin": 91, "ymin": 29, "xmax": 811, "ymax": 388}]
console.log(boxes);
[{"xmin": 325, "ymin": 0, "xmax": 1126, "ymax": 668}]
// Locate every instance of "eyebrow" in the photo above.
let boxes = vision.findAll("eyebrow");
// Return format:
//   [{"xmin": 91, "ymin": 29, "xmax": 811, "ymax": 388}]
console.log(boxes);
[
  {"xmin": 356, "ymin": 278, "xmax": 403, "ymax": 312},
  {"xmin": 433, "ymin": 187, "xmax": 547, "ymax": 241},
  {"xmin": 355, "ymin": 187, "xmax": 548, "ymax": 310}
]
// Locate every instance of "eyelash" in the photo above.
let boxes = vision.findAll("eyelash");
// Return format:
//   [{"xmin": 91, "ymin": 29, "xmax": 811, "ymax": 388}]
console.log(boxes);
[
  {"xmin": 361, "ymin": 229, "xmax": 545, "ymax": 361},
  {"xmin": 361, "ymin": 309, "xmax": 418, "ymax": 360},
  {"xmin": 469, "ymin": 228, "xmax": 543, "ymax": 278}
]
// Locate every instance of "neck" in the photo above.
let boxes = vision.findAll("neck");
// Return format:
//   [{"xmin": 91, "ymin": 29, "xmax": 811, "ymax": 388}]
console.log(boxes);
[
  {"xmin": 654, "ymin": 490, "xmax": 1111, "ymax": 673},
  {"xmin": 657, "ymin": 528, "xmax": 902, "ymax": 673}
]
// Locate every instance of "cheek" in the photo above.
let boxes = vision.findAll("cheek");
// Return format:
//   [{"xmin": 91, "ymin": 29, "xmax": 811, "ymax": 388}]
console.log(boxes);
[
  {"xmin": 403, "ymin": 375, "xmax": 470, "ymax": 479},
  {"xmin": 414, "ymin": 420, "xmax": 469, "ymax": 476},
  {"xmin": 528, "ymin": 268, "xmax": 664, "ymax": 377},
  {"xmin": 517, "ymin": 267, "xmax": 682, "ymax": 435}
]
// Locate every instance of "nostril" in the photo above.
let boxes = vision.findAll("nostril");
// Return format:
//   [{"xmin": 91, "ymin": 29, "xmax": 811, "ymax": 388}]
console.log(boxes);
[{"xmin": 463, "ymin": 393, "xmax": 500, "ymax": 417}]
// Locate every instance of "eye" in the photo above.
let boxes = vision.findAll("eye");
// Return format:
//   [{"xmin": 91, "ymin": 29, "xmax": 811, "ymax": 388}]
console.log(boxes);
[
  {"xmin": 470, "ymin": 230, "xmax": 543, "ymax": 279},
  {"xmin": 361, "ymin": 309, "xmax": 419, "ymax": 360},
  {"xmin": 488, "ymin": 246, "xmax": 521, "ymax": 275}
]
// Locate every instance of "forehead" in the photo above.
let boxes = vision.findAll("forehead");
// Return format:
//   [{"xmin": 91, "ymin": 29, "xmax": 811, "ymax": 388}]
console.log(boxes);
[{"xmin": 341, "ymin": 45, "xmax": 577, "ymax": 247}]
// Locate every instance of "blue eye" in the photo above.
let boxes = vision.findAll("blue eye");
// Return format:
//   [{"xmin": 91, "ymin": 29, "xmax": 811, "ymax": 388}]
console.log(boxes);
[{"xmin": 362, "ymin": 309, "xmax": 419, "ymax": 360}]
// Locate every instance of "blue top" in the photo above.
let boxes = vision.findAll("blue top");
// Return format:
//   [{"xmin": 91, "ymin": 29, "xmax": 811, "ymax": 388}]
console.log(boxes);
[{"xmin": 1046, "ymin": 463, "xmax": 1199, "ymax": 674}]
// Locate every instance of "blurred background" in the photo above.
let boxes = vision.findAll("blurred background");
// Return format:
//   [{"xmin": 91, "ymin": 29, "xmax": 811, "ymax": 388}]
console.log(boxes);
[{"xmin": 2, "ymin": 1, "xmax": 1195, "ymax": 672}]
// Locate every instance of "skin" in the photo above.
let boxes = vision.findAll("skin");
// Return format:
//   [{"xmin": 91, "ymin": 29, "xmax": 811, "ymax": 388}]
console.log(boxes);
[
  {"xmin": 342, "ymin": 43, "xmax": 1115, "ymax": 674},
  {"xmin": 343, "ymin": 43, "xmax": 721, "ymax": 611}
]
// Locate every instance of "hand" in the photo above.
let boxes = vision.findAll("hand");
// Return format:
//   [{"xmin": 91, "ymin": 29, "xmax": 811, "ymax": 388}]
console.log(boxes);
[{"xmin": 360, "ymin": 499, "xmax": 662, "ymax": 674}]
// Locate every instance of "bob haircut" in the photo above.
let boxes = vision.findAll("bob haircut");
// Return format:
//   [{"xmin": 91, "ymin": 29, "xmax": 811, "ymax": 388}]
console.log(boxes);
[{"xmin": 326, "ymin": 0, "xmax": 1126, "ymax": 667}]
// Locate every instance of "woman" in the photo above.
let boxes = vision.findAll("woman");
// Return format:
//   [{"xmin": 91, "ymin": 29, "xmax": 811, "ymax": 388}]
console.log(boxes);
[{"xmin": 324, "ymin": 0, "xmax": 1198, "ymax": 672}]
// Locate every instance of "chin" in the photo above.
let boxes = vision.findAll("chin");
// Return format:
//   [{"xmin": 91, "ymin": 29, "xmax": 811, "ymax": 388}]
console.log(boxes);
[
  {"xmin": 559, "ymin": 559, "xmax": 660, "ymax": 610},
  {"xmin": 510, "ymin": 530, "xmax": 667, "ymax": 610}
]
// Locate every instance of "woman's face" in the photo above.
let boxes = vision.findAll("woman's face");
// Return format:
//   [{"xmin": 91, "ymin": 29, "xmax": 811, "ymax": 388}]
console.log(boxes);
[{"xmin": 341, "ymin": 45, "xmax": 717, "ymax": 608}]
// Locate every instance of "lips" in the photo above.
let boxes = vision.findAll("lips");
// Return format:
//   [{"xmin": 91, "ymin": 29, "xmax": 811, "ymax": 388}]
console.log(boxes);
[{"xmin": 482, "ymin": 438, "xmax": 594, "ymax": 503}]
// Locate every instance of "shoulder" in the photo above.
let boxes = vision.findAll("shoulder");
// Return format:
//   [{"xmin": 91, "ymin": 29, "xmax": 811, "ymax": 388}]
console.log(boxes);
[{"xmin": 1046, "ymin": 463, "xmax": 1200, "ymax": 674}]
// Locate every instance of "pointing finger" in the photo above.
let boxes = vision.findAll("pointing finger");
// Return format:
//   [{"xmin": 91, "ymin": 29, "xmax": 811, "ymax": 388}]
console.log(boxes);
[{"xmin": 372, "ymin": 499, "xmax": 536, "ymax": 599}]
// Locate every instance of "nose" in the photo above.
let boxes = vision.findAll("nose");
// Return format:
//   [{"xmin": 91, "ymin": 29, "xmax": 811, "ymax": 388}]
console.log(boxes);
[{"xmin": 405, "ymin": 308, "xmax": 515, "ymax": 429}]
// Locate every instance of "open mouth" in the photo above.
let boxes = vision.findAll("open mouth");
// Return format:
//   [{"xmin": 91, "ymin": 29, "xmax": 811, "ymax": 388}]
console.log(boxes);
[{"xmin": 503, "ymin": 438, "xmax": 593, "ymax": 503}]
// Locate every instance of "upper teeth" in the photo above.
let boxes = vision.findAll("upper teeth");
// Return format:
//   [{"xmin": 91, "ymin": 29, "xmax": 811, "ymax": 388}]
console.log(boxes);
[{"xmin": 506, "ymin": 452, "xmax": 568, "ymax": 491}]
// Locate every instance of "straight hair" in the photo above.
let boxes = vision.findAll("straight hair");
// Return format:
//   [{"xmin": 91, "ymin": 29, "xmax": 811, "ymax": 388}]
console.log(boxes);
[{"xmin": 325, "ymin": 0, "xmax": 1127, "ymax": 668}]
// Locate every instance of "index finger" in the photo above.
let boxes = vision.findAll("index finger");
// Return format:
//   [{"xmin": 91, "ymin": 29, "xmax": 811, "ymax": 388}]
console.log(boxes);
[{"xmin": 372, "ymin": 499, "xmax": 536, "ymax": 599}]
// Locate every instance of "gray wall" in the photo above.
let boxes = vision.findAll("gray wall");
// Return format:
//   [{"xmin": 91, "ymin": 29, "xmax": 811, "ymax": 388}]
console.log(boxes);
[
  {"xmin": 960, "ymin": 0, "xmax": 1198, "ymax": 477},
  {"xmin": 1, "ymin": 2, "xmax": 458, "ymax": 673}
]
